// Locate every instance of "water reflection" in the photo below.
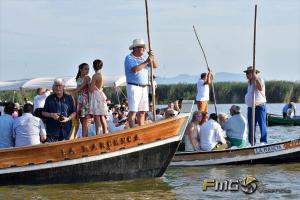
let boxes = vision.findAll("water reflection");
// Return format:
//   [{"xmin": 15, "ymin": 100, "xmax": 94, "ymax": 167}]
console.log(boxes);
[
  {"xmin": 0, "ymin": 178, "xmax": 177, "ymax": 200},
  {"xmin": 165, "ymin": 163, "xmax": 300, "ymax": 199}
]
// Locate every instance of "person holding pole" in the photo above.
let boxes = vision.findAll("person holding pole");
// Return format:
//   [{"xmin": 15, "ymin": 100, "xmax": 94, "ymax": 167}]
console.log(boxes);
[
  {"xmin": 244, "ymin": 66, "xmax": 267, "ymax": 145},
  {"xmin": 196, "ymin": 71, "xmax": 213, "ymax": 113},
  {"xmin": 124, "ymin": 38, "xmax": 157, "ymax": 128}
]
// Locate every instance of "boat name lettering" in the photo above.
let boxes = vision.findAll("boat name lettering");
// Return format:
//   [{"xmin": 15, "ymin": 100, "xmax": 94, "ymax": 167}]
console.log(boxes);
[
  {"xmin": 254, "ymin": 144, "xmax": 285, "ymax": 154},
  {"xmin": 61, "ymin": 134, "xmax": 139, "ymax": 157}
]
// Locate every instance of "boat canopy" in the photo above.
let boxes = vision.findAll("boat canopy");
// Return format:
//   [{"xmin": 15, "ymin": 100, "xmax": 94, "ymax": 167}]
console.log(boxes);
[{"xmin": 0, "ymin": 75, "xmax": 126, "ymax": 91}]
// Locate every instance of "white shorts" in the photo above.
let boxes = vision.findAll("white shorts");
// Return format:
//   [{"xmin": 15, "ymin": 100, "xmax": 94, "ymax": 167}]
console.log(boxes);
[{"xmin": 126, "ymin": 84, "xmax": 149, "ymax": 112}]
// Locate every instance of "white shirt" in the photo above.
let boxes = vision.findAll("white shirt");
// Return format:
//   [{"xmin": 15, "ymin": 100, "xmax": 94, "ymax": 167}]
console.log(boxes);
[
  {"xmin": 223, "ymin": 113, "xmax": 248, "ymax": 140},
  {"xmin": 34, "ymin": 91, "xmax": 50, "ymax": 111},
  {"xmin": 196, "ymin": 79, "xmax": 209, "ymax": 101},
  {"xmin": 199, "ymin": 119, "xmax": 226, "ymax": 151},
  {"xmin": 13, "ymin": 113, "xmax": 46, "ymax": 147},
  {"xmin": 245, "ymin": 78, "xmax": 266, "ymax": 107}
]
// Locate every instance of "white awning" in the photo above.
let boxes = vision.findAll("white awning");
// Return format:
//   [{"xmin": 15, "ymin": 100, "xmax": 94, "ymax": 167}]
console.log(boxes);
[{"xmin": 0, "ymin": 75, "xmax": 126, "ymax": 91}]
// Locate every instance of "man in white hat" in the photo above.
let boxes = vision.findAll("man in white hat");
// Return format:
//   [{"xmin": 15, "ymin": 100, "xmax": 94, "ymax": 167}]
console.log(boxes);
[
  {"xmin": 124, "ymin": 38, "xmax": 157, "ymax": 128},
  {"xmin": 244, "ymin": 66, "xmax": 267, "ymax": 145}
]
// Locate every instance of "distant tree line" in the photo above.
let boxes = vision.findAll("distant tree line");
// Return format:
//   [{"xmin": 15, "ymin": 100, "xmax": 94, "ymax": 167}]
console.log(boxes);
[{"xmin": 1, "ymin": 81, "xmax": 299, "ymax": 105}]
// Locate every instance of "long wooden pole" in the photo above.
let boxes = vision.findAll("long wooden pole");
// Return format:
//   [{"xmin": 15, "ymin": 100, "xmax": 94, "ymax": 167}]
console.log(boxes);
[
  {"xmin": 251, "ymin": 5, "xmax": 258, "ymax": 146},
  {"xmin": 193, "ymin": 25, "xmax": 218, "ymax": 116},
  {"xmin": 145, "ymin": 0, "xmax": 156, "ymax": 121}
]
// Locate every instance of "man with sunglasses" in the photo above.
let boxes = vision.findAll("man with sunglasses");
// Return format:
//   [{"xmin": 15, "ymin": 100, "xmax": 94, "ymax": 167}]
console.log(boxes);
[{"xmin": 244, "ymin": 66, "xmax": 267, "ymax": 145}]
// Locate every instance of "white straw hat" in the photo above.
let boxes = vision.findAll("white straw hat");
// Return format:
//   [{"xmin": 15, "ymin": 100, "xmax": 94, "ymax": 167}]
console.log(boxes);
[{"xmin": 129, "ymin": 38, "xmax": 146, "ymax": 50}]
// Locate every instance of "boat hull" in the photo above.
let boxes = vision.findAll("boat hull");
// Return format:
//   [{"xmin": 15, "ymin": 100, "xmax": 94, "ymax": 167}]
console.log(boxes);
[
  {"xmin": 0, "ymin": 140, "xmax": 180, "ymax": 185},
  {"xmin": 267, "ymin": 114, "xmax": 300, "ymax": 126},
  {"xmin": 172, "ymin": 139, "xmax": 300, "ymax": 166}
]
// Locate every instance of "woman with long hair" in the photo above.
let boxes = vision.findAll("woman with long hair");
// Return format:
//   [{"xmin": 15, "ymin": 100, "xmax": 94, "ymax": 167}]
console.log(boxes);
[
  {"xmin": 75, "ymin": 63, "xmax": 91, "ymax": 137},
  {"xmin": 184, "ymin": 111, "xmax": 203, "ymax": 151}
]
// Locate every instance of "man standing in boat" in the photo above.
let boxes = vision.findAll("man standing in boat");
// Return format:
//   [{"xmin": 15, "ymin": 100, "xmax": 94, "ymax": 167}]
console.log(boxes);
[
  {"xmin": 244, "ymin": 66, "xmax": 267, "ymax": 145},
  {"xmin": 196, "ymin": 71, "xmax": 212, "ymax": 113},
  {"xmin": 124, "ymin": 38, "xmax": 157, "ymax": 128},
  {"xmin": 42, "ymin": 79, "xmax": 76, "ymax": 142}
]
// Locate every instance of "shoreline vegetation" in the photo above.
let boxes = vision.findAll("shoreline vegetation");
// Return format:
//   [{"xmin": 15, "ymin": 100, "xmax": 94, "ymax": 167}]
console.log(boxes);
[{"xmin": 0, "ymin": 81, "xmax": 299, "ymax": 105}]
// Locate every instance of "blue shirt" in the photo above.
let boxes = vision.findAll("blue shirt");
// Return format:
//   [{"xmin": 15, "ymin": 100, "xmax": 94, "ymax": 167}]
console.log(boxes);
[
  {"xmin": 13, "ymin": 113, "xmax": 46, "ymax": 147},
  {"xmin": 124, "ymin": 53, "xmax": 149, "ymax": 85},
  {"xmin": 43, "ymin": 93, "xmax": 75, "ymax": 139},
  {"xmin": 223, "ymin": 113, "xmax": 248, "ymax": 141},
  {"xmin": 0, "ymin": 114, "xmax": 14, "ymax": 148}
]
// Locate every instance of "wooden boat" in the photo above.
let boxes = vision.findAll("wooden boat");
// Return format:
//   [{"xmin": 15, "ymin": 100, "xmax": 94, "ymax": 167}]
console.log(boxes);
[
  {"xmin": 0, "ymin": 101, "xmax": 193, "ymax": 185},
  {"xmin": 267, "ymin": 113, "xmax": 300, "ymax": 126},
  {"xmin": 172, "ymin": 138, "xmax": 300, "ymax": 166}
]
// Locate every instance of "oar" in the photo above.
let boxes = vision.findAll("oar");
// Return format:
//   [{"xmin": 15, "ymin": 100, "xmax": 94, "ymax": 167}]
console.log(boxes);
[
  {"xmin": 145, "ymin": 0, "xmax": 156, "ymax": 121},
  {"xmin": 251, "ymin": 5, "xmax": 258, "ymax": 146},
  {"xmin": 192, "ymin": 25, "xmax": 218, "ymax": 116}
]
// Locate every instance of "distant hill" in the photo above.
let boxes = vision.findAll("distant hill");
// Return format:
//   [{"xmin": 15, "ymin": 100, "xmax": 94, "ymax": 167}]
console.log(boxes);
[{"xmin": 156, "ymin": 72, "xmax": 246, "ymax": 84}]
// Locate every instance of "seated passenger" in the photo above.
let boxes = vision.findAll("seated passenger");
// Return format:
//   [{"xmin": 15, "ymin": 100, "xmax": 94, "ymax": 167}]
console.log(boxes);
[
  {"xmin": 155, "ymin": 109, "xmax": 164, "ymax": 121},
  {"xmin": 13, "ymin": 103, "xmax": 47, "ymax": 147},
  {"xmin": 0, "ymin": 102, "xmax": 15, "ymax": 148},
  {"xmin": 218, "ymin": 113, "xmax": 229, "ymax": 128},
  {"xmin": 108, "ymin": 117, "xmax": 128, "ymax": 132},
  {"xmin": 184, "ymin": 111, "xmax": 202, "ymax": 151},
  {"xmin": 166, "ymin": 101, "xmax": 179, "ymax": 116},
  {"xmin": 164, "ymin": 109, "xmax": 177, "ymax": 119},
  {"xmin": 199, "ymin": 113, "xmax": 228, "ymax": 151},
  {"xmin": 223, "ymin": 105, "xmax": 248, "ymax": 148},
  {"xmin": 282, "ymin": 102, "xmax": 296, "ymax": 118}
]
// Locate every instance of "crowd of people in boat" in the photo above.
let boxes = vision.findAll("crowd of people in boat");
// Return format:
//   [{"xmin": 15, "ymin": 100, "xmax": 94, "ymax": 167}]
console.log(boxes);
[
  {"xmin": 0, "ymin": 96, "xmax": 180, "ymax": 149},
  {"xmin": 184, "ymin": 105, "xmax": 248, "ymax": 151}
]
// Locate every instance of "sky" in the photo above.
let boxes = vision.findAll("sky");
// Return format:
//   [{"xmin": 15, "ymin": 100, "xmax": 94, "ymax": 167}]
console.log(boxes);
[{"xmin": 0, "ymin": 0, "xmax": 299, "ymax": 81}]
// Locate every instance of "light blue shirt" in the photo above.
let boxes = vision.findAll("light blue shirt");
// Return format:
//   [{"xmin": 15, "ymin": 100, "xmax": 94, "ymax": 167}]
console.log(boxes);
[
  {"xmin": 223, "ymin": 113, "xmax": 248, "ymax": 140},
  {"xmin": 0, "ymin": 114, "xmax": 14, "ymax": 148},
  {"xmin": 124, "ymin": 53, "xmax": 149, "ymax": 85},
  {"xmin": 13, "ymin": 113, "xmax": 46, "ymax": 147}
]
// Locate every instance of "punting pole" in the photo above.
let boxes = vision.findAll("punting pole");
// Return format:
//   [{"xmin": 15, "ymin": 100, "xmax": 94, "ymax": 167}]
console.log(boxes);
[
  {"xmin": 145, "ymin": 0, "xmax": 156, "ymax": 121},
  {"xmin": 192, "ymin": 25, "xmax": 218, "ymax": 116},
  {"xmin": 251, "ymin": 5, "xmax": 258, "ymax": 146}
]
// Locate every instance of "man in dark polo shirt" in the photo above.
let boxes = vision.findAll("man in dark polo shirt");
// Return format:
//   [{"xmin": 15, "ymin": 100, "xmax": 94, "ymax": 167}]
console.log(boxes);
[{"xmin": 42, "ymin": 78, "xmax": 76, "ymax": 142}]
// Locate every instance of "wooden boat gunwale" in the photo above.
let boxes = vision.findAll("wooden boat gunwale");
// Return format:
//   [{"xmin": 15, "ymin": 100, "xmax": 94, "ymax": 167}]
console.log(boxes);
[
  {"xmin": 0, "ymin": 113, "xmax": 190, "ymax": 170},
  {"xmin": 0, "ymin": 113, "xmax": 189, "ymax": 153}
]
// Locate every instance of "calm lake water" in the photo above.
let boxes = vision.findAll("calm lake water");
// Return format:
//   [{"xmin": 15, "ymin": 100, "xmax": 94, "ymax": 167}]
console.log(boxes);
[{"xmin": 0, "ymin": 103, "xmax": 299, "ymax": 199}]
